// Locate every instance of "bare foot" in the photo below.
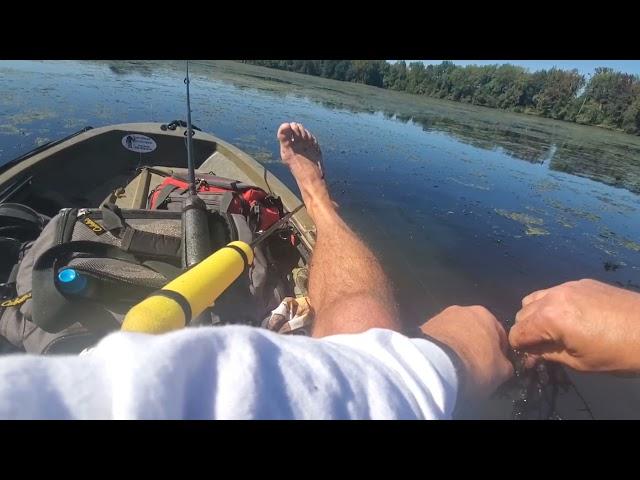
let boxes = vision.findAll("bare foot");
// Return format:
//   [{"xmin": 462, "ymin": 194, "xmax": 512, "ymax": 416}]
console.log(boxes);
[{"xmin": 277, "ymin": 122, "xmax": 332, "ymax": 220}]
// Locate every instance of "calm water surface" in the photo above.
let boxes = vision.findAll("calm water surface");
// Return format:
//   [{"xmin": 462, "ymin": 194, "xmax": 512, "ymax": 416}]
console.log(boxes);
[{"xmin": 1, "ymin": 60, "xmax": 640, "ymax": 419}]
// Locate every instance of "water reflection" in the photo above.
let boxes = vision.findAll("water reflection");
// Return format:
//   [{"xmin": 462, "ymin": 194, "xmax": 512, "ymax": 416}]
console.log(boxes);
[
  {"xmin": 106, "ymin": 61, "xmax": 154, "ymax": 77},
  {"xmin": 77, "ymin": 60, "xmax": 640, "ymax": 198}
]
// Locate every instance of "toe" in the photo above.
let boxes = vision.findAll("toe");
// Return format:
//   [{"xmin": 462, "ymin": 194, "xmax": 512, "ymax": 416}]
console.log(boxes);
[
  {"xmin": 291, "ymin": 122, "xmax": 305, "ymax": 140},
  {"xmin": 310, "ymin": 134, "xmax": 320, "ymax": 150},
  {"xmin": 277, "ymin": 123, "xmax": 293, "ymax": 143},
  {"xmin": 301, "ymin": 127, "xmax": 311, "ymax": 142}
]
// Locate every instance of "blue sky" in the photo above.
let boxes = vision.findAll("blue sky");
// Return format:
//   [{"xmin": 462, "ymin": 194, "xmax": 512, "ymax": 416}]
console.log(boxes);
[{"xmin": 395, "ymin": 60, "xmax": 640, "ymax": 76}]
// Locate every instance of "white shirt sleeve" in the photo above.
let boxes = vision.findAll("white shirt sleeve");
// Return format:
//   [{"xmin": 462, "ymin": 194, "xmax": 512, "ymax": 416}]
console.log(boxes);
[{"xmin": 0, "ymin": 326, "xmax": 459, "ymax": 419}]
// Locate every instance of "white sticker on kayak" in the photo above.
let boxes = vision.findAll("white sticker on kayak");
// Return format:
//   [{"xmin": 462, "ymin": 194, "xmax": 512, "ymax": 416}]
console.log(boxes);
[{"xmin": 122, "ymin": 134, "xmax": 156, "ymax": 153}]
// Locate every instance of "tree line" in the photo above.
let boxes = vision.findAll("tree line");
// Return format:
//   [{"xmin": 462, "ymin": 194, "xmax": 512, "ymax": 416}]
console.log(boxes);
[{"xmin": 241, "ymin": 60, "xmax": 640, "ymax": 135}]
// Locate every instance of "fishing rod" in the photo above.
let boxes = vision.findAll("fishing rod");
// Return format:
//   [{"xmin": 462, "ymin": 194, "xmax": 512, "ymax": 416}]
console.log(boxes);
[
  {"xmin": 251, "ymin": 204, "xmax": 304, "ymax": 248},
  {"xmin": 185, "ymin": 61, "xmax": 197, "ymax": 196},
  {"xmin": 120, "ymin": 61, "xmax": 306, "ymax": 333},
  {"xmin": 121, "ymin": 203, "xmax": 306, "ymax": 334},
  {"xmin": 181, "ymin": 60, "xmax": 211, "ymax": 268}
]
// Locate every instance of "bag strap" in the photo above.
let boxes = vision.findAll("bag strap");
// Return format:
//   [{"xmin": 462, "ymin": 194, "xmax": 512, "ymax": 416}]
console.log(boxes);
[
  {"xmin": 220, "ymin": 191, "xmax": 235, "ymax": 213},
  {"xmin": 0, "ymin": 203, "xmax": 48, "ymax": 242},
  {"xmin": 100, "ymin": 202, "xmax": 127, "ymax": 232},
  {"xmin": 100, "ymin": 203, "xmax": 182, "ymax": 259},
  {"xmin": 0, "ymin": 203, "xmax": 47, "ymax": 229},
  {"xmin": 0, "ymin": 237, "xmax": 24, "ymax": 299},
  {"xmin": 152, "ymin": 183, "xmax": 182, "ymax": 209}
]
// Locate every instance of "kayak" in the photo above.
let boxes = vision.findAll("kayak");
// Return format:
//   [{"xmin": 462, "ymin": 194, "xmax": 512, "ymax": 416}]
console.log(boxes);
[{"xmin": 0, "ymin": 122, "xmax": 316, "ymax": 354}]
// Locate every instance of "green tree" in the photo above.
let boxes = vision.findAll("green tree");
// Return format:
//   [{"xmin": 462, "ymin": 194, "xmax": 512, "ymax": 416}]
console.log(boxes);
[
  {"xmin": 621, "ymin": 84, "xmax": 640, "ymax": 134},
  {"xmin": 533, "ymin": 68, "xmax": 585, "ymax": 120},
  {"xmin": 577, "ymin": 68, "xmax": 637, "ymax": 128},
  {"xmin": 242, "ymin": 60, "xmax": 638, "ymax": 135}
]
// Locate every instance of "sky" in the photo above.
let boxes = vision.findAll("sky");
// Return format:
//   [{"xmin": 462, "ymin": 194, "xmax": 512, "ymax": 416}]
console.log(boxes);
[{"xmin": 395, "ymin": 60, "xmax": 640, "ymax": 77}]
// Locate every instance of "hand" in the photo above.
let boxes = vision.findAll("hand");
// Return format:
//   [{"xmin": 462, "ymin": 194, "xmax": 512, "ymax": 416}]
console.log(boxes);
[
  {"xmin": 509, "ymin": 279, "xmax": 640, "ymax": 373},
  {"xmin": 420, "ymin": 305, "xmax": 513, "ymax": 399}
]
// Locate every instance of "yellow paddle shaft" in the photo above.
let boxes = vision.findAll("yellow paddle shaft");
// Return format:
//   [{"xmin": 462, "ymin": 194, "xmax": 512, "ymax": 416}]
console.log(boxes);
[{"xmin": 121, "ymin": 241, "xmax": 254, "ymax": 334}]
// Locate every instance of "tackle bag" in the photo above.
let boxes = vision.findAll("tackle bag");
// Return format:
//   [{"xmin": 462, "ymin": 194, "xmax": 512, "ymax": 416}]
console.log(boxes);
[
  {"xmin": 0, "ymin": 204, "xmax": 272, "ymax": 355},
  {"xmin": 148, "ymin": 172, "xmax": 283, "ymax": 232}
]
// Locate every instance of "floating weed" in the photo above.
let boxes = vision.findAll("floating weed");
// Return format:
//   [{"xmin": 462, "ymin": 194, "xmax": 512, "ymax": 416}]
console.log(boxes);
[
  {"xmin": 534, "ymin": 179, "xmax": 560, "ymax": 193},
  {"xmin": 594, "ymin": 195, "xmax": 637, "ymax": 215},
  {"xmin": 546, "ymin": 199, "xmax": 601, "ymax": 222},
  {"xmin": 495, "ymin": 209, "xmax": 544, "ymax": 225},
  {"xmin": 524, "ymin": 205, "xmax": 548, "ymax": 216},
  {"xmin": 525, "ymin": 225, "xmax": 550, "ymax": 236},
  {"xmin": 4, "ymin": 111, "xmax": 57, "ymax": 125},
  {"xmin": 448, "ymin": 176, "xmax": 490, "ymax": 191},
  {"xmin": 495, "ymin": 209, "xmax": 550, "ymax": 237},
  {"xmin": 557, "ymin": 217, "xmax": 575, "ymax": 229},
  {"xmin": 622, "ymin": 239, "xmax": 640, "ymax": 252},
  {"xmin": 250, "ymin": 150, "xmax": 276, "ymax": 163},
  {"xmin": 595, "ymin": 228, "xmax": 640, "ymax": 253},
  {"xmin": 0, "ymin": 124, "xmax": 21, "ymax": 135}
]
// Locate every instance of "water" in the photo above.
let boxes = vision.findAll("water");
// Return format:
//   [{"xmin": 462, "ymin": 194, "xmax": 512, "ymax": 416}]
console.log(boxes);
[{"xmin": 2, "ymin": 60, "xmax": 640, "ymax": 419}]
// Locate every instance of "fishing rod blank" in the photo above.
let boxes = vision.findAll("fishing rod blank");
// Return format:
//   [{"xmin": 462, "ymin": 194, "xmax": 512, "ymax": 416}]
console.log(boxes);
[{"xmin": 182, "ymin": 60, "xmax": 211, "ymax": 268}]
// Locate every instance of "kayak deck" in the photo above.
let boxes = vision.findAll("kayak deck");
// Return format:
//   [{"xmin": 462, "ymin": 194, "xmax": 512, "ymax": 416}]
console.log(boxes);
[{"xmin": 0, "ymin": 122, "xmax": 316, "ymax": 251}]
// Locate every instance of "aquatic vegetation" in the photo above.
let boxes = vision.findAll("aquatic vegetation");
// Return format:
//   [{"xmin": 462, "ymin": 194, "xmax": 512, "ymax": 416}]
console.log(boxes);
[
  {"xmin": 447, "ymin": 176, "xmax": 490, "ymax": 191},
  {"xmin": 556, "ymin": 217, "xmax": 576, "ymax": 229},
  {"xmin": 525, "ymin": 226, "xmax": 550, "ymax": 236},
  {"xmin": 0, "ymin": 124, "xmax": 21, "ymax": 135},
  {"xmin": 597, "ymin": 227, "xmax": 640, "ymax": 252},
  {"xmin": 596, "ymin": 195, "xmax": 636, "ymax": 214},
  {"xmin": 546, "ymin": 199, "xmax": 601, "ymax": 222},
  {"xmin": 534, "ymin": 179, "xmax": 561, "ymax": 193},
  {"xmin": 5, "ymin": 111, "xmax": 57, "ymax": 125},
  {"xmin": 495, "ymin": 210, "xmax": 544, "ymax": 225},
  {"xmin": 622, "ymin": 239, "xmax": 640, "ymax": 252},
  {"xmin": 495, "ymin": 209, "xmax": 550, "ymax": 237},
  {"xmin": 249, "ymin": 150, "xmax": 276, "ymax": 164}
]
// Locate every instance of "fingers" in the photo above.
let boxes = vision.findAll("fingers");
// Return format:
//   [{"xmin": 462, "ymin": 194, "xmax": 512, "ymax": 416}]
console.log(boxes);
[
  {"xmin": 514, "ymin": 299, "xmax": 537, "ymax": 324},
  {"xmin": 512, "ymin": 285, "xmax": 582, "ymax": 371},
  {"xmin": 539, "ymin": 349, "xmax": 582, "ymax": 370},
  {"xmin": 518, "ymin": 348, "xmax": 577, "ymax": 371},
  {"xmin": 523, "ymin": 353, "xmax": 541, "ymax": 369},
  {"xmin": 521, "ymin": 280, "xmax": 582, "ymax": 308},
  {"xmin": 512, "ymin": 286, "xmax": 557, "ymax": 349},
  {"xmin": 509, "ymin": 305, "xmax": 561, "ymax": 350},
  {"xmin": 521, "ymin": 287, "xmax": 551, "ymax": 307}
]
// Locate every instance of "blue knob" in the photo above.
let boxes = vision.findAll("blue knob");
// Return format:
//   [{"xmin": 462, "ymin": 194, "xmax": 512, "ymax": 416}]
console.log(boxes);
[{"xmin": 57, "ymin": 268, "xmax": 87, "ymax": 294}]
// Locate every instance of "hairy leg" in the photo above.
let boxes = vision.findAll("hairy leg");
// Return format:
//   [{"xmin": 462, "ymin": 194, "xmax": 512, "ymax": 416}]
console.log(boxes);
[{"xmin": 277, "ymin": 122, "xmax": 401, "ymax": 337}]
